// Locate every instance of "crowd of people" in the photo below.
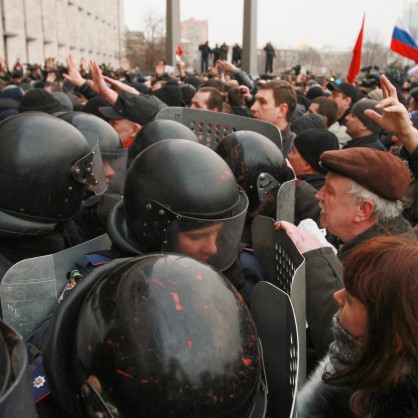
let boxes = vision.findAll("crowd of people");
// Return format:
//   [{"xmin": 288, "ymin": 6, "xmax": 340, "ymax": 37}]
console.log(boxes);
[
  {"xmin": 0, "ymin": 51, "xmax": 417, "ymax": 417},
  {"xmin": 198, "ymin": 41, "xmax": 279, "ymax": 74}
]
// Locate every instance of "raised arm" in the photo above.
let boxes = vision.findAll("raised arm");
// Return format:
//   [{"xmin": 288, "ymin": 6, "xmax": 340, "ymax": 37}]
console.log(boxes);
[
  {"xmin": 86, "ymin": 60, "xmax": 118, "ymax": 105},
  {"xmin": 364, "ymin": 74, "xmax": 418, "ymax": 154}
]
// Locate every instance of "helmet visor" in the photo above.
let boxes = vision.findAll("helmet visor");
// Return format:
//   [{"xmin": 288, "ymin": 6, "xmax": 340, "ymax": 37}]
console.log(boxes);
[
  {"xmin": 101, "ymin": 148, "xmax": 128, "ymax": 195},
  {"xmin": 158, "ymin": 192, "xmax": 248, "ymax": 271},
  {"xmin": 71, "ymin": 139, "xmax": 107, "ymax": 195}
]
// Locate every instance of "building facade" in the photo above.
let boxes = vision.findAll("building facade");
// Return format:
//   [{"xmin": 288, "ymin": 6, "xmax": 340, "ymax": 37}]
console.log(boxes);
[
  {"xmin": 0, "ymin": 0, "xmax": 124, "ymax": 69},
  {"xmin": 180, "ymin": 17, "xmax": 208, "ymax": 72}
]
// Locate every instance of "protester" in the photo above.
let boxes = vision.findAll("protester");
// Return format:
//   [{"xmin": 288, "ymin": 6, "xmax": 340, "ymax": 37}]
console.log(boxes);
[
  {"xmin": 307, "ymin": 96, "xmax": 351, "ymax": 147},
  {"xmin": 232, "ymin": 43, "xmax": 242, "ymax": 66},
  {"xmin": 288, "ymin": 129, "xmax": 340, "ymax": 226},
  {"xmin": 298, "ymin": 236, "xmax": 418, "ymax": 417},
  {"xmin": 251, "ymin": 80, "xmax": 297, "ymax": 157},
  {"xmin": 276, "ymin": 145, "xmax": 414, "ymax": 364},
  {"xmin": 327, "ymin": 81, "xmax": 359, "ymax": 126},
  {"xmin": 189, "ymin": 86, "xmax": 224, "ymax": 111},
  {"xmin": 343, "ymin": 99, "xmax": 386, "ymax": 150},
  {"xmin": 198, "ymin": 40, "xmax": 211, "ymax": 73},
  {"xmin": 263, "ymin": 42, "xmax": 276, "ymax": 73}
]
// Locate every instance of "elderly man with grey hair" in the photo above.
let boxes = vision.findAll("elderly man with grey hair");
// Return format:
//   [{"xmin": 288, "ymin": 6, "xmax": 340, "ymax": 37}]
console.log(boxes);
[{"xmin": 276, "ymin": 145, "xmax": 415, "ymax": 367}]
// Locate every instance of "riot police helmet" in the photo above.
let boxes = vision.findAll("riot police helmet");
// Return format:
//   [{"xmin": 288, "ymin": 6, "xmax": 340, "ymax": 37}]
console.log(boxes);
[
  {"xmin": 57, "ymin": 111, "xmax": 127, "ymax": 194},
  {"xmin": 0, "ymin": 112, "xmax": 104, "ymax": 222},
  {"xmin": 74, "ymin": 254, "xmax": 267, "ymax": 418},
  {"xmin": 0, "ymin": 319, "xmax": 37, "ymax": 418},
  {"xmin": 123, "ymin": 139, "xmax": 248, "ymax": 271},
  {"xmin": 128, "ymin": 119, "xmax": 198, "ymax": 165},
  {"xmin": 216, "ymin": 131, "xmax": 287, "ymax": 217}
]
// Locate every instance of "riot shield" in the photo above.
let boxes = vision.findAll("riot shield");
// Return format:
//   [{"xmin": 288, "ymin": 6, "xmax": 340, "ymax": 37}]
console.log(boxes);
[
  {"xmin": 252, "ymin": 215, "xmax": 306, "ymax": 386},
  {"xmin": 155, "ymin": 107, "xmax": 282, "ymax": 151},
  {"xmin": 0, "ymin": 234, "xmax": 112, "ymax": 340},
  {"xmin": 0, "ymin": 319, "xmax": 37, "ymax": 418},
  {"xmin": 276, "ymin": 167, "xmax": 296, "ymax": 223},
  {"xmin": 250, "ymin": 282, "xmax": 298, "ymax": 418}
]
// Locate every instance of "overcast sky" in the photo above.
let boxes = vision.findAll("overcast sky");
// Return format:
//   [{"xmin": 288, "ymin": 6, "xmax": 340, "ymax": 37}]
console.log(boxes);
[{"xmin": 124, "ymin": 0, "xmax": 415, "ymax": 51}]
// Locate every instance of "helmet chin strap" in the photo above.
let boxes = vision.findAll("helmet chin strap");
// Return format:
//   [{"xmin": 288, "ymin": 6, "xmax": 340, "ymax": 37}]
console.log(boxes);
[{"xmin": 80, "ymin": 379, "xmax": 119, "ymax": 418}]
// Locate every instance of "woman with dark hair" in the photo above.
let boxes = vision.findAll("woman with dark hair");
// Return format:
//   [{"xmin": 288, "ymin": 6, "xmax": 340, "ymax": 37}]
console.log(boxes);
[{"xmin": 298, "ymin": 235, "xmax": 418, "ymax": 417}]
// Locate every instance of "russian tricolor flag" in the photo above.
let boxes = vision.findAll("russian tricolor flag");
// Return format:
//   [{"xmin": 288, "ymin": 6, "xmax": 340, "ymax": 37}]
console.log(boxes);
[
  {"xmin": 391, "ymin": 19, "xmax": 418, "ymax": 62},
  {"xmin": 408, "ymin": 63, "xmax": 418, "ymax": 77}
]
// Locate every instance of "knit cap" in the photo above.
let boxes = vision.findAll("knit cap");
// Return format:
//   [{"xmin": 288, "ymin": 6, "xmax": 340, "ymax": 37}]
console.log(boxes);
[
  {"xmin": 292, "ymin": 114, "xmax": 327, "ymax": 136},
  {"xmin": 0, "ymin": 85, "xmax": 24, "ymax": 103},
  {"xmin": 18, "ymin": 89, "xmax": 61, "ymax": 114},
  {"xmin": 351, "ymin": 99, "xmax": 383, "ymax": 134},
  {"xmin": 294, "ymin": 128, "xmax": 339, "ymax": 174}
]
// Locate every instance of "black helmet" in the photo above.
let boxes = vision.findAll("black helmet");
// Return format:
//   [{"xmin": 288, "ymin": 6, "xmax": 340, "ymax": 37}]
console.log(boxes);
[
  {"xmin": 180, "ymin": 83, "xmax": 197, "ymax": 106},
  {"xmin": 128, "ymin": 119, "xmax": 198, "ymax": 165},
  {"xmin": 0, "ymin": 112, "xmax": 102, "ymax": 222},
  {"xmin": 74, "ymin": 254, "xmax": 266, "ymax": 418},
  {"xmin": 216, "ymin": 131, "xmax": 287, "ymax": 216},
  {"xmin": 57, "ymin": 111, "xmax": 127, "ymax": 194},
  {"xmin": 123, "ymin": 139, "xmax": 248, "ymax": 271},
  {"xmin": 0, "ymin": 320, "xmax": 37, "ymax": 418},
  {"xmin": 57, "ymin": 111, "xmax": 122, "ymax": 152}
]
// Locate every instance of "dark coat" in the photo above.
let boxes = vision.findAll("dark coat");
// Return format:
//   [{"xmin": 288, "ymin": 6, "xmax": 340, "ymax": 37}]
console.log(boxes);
[
  {"xmin": 338, "ymin": 213, "xmax": 416, "ymax": 263},
  {"xmin": 198, "ymin": 43, "xmax": 211, "ymax": 57},
  {"xmin": 280, "ymin": 124, "xmax": 297, "ymax": 159},
  {"xmin": 342, "ymin": 133, "xmax": 386, "ymax": 151},
  {"xmin": 401, "ymin": 145, "xmax": 418, "ymax": 179},
  {"xmin": 298, "ymin": 357, "xmax": 418, "ymax": 418},
  {"xmin": 295, "ymin": 179, "xmax": 322, "ymax": 227}
]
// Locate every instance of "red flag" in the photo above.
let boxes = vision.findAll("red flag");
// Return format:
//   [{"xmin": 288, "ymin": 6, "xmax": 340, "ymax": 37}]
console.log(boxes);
[
  {"xmin": 176, "ymin": 44, "xmax": 183, "ymax": 56},
  {"xmin": 347, "ymin": 15, "xmax": 365, "ymax": 84}
]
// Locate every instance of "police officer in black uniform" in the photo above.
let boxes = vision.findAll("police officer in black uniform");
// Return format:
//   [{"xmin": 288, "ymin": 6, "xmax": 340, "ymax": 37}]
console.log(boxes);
[
  {"xmin": 216, "ymin": 131, "xmax": 288, "ymax": 294},
  {"xmin": 107, "ymin": 138, "xmax": 249, "ymax": 291},
  {"xmin": 0, "ymin": 112, "xmax": 105, "ymax": 283},
  {"xmin": 127, "ymin": 119, "xmax": 198, "ymax": 166},
  {"xmin": 37, "ymin": 254, "xmax": 268, "ymax": 417},
  {"xmin": 216, "ymin": 130, "xmax": 287, "ymax": 246},
  {"xmin": 57, "ymin": 111, "xmax": 128, "ymax": 240}
]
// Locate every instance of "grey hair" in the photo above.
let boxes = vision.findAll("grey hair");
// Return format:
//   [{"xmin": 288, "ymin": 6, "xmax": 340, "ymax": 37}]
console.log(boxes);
[{"xmin": 348, "ymin": 181, "xmax": 404, "ymax": 221}]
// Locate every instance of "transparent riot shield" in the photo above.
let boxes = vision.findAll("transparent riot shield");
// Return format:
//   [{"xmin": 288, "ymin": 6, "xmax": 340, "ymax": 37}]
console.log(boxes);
[
  {"xmin": 252, "ymin": 215, "xmax": 306, "ymax": 387},
  {"xmin": 0, "ymin": 234, "xmax": 111, "ymax": 340},
  {"xmin": 155, "ymin": 107, "xmax": 282, "ymax": 151}
]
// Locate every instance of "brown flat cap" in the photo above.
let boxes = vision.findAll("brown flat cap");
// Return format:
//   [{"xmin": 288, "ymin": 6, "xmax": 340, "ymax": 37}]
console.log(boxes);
[{"xmin": 320, "ymin": 147, "xmax": 410, "ymax": 201}]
